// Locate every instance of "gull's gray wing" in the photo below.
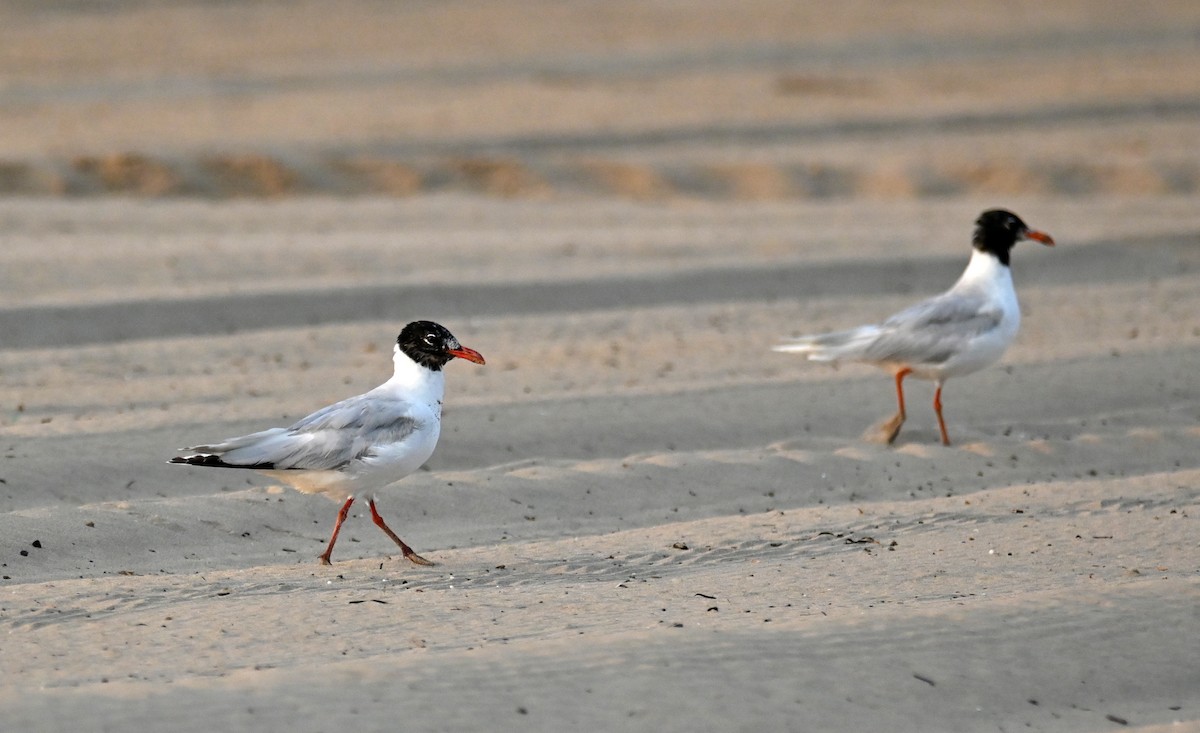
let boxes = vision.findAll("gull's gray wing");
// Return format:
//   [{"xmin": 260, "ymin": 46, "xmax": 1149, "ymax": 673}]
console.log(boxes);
[
  {"xmin": 184, "ymin": 394, "xmax": 419, "ymax": 471},
  {"xmin": 861, "ymin": 291, "xmax": 1002, "ymax": 366}
]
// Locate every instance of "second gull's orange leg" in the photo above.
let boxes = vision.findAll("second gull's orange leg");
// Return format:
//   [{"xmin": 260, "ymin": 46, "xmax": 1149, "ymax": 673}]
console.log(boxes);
[
  {"xmin": 369, "ymin": 497, "xmax": 434, "ymax": 566},
  {"xmin": 934, "ymin": 382, "xmax": 951, "ymax": 446}
]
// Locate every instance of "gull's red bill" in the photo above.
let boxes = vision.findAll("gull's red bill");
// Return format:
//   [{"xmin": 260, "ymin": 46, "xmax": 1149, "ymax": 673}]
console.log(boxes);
[
  {"xmin": 448, "ymin": 346, "xmax": 486, "ymax": 365},
  {"xmin": 1024, "ymin": 229, "xmax": 1055, "ymax": 246}
]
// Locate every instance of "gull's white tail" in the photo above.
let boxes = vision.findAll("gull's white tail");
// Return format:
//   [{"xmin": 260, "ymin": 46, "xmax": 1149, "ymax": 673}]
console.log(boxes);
[{"xmin": 772, "ymin": 325, "xmax": 883, "ymax": 363}]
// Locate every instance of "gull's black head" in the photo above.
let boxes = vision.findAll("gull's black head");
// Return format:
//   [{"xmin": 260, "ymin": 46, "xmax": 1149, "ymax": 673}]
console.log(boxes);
[
  {"xmin": 396, "ymin": 321, "xmax": 486, "ymax": 371},
  {"xmin": 972, "ymin": 209, "xmax": 1055, "ymax": 266}
]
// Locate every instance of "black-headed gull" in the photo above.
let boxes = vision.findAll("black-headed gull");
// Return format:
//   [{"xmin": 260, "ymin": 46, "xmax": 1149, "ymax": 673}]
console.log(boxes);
[
  {"xmin": 171, "ymin": 321, "xmax": 485, "ymax": 565},
  {"xmin": 774, "ymin": 209, "xmax": 1054, "ymax": 445}
]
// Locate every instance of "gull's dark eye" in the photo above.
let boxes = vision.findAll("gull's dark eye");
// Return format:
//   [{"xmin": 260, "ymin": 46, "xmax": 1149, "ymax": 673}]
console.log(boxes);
[{"xmin": 423, "ymin": 333, "xmax": 438, "ymax": 346}]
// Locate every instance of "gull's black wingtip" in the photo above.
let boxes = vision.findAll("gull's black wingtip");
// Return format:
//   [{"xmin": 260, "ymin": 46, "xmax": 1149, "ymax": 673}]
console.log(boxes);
[
  {"xmin": 168, "ymin": 454, "xmax": 276, "ymax": 469},
  {"xmin": 169, "ymin": 454, "xmax": 230, "ymax": 468}
]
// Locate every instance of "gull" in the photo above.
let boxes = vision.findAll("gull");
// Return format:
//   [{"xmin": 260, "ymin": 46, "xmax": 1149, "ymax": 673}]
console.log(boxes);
[
  {"xmin": 171, "ymin": 320, "xmax": 485, "ymax": 565},
  {"xmin": 774, "ymin": 209, "xmax": 1054, "ymax": 445}
]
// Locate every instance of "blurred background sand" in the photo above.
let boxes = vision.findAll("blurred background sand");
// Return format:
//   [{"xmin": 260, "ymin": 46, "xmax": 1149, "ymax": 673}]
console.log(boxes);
[{"xmin": 2, "ymin": 2, "xmax": 1199, "ymax": 731}]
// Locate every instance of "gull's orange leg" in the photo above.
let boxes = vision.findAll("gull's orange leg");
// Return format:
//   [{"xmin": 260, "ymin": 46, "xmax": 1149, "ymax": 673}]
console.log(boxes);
[
  {"xmin": 318, "ymin": 495, "xmax": 355, "ymax": 565},
  {"xmin": 369, "ymin": 497, "xmax": 434, "ymax": 566},
  {"xmin": 894, "ymin": 368, "xmax": 912, "ymax": 419},
  {"xmin": 879, "ymin": 367, "xmax": 913, "ymax": 444},
  {"xmin": 933, "ymin": 382, "xmax": 951, "ymax": 446}
]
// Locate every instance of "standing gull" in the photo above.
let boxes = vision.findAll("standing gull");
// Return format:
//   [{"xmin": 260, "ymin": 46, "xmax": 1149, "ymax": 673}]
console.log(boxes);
[
  {"xmin": 774, "ymin": 209, "xmax": 1054, "ymax": 445},
  {"xmin": 171, "ymin": 321, "xmax": 485, "ymax": 565}
]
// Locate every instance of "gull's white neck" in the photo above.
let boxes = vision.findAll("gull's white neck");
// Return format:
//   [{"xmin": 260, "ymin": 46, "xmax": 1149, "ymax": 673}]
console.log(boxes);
[
  {"xmin": 383, "ymin": 345, "xmax": 445, "ymax": 401},
  {"xmin": 953, "ymin": 248, "xmax": 1013, "ymax": 296}
]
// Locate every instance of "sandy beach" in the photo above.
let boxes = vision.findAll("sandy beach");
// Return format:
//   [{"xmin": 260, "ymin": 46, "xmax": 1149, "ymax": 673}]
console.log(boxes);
[{"xmin": 2, "ymin": 2, "xmax": 1199, "ymax": 731}]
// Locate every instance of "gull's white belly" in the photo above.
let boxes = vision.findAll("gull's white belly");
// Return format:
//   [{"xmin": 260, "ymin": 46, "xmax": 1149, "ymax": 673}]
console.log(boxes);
[
  {"xmin": 914, "ymin": 302, "xmax": 1020, "ymax": 381},
  {"xmin": 362, "ymin": 417, "xmax": 441, "ymax": 479}
]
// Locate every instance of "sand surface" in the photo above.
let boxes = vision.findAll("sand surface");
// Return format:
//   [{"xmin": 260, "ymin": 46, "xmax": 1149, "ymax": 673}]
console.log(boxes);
[{"xmin": 2, "ymin": 2, "xmax": 1199, "ymax": 731}]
